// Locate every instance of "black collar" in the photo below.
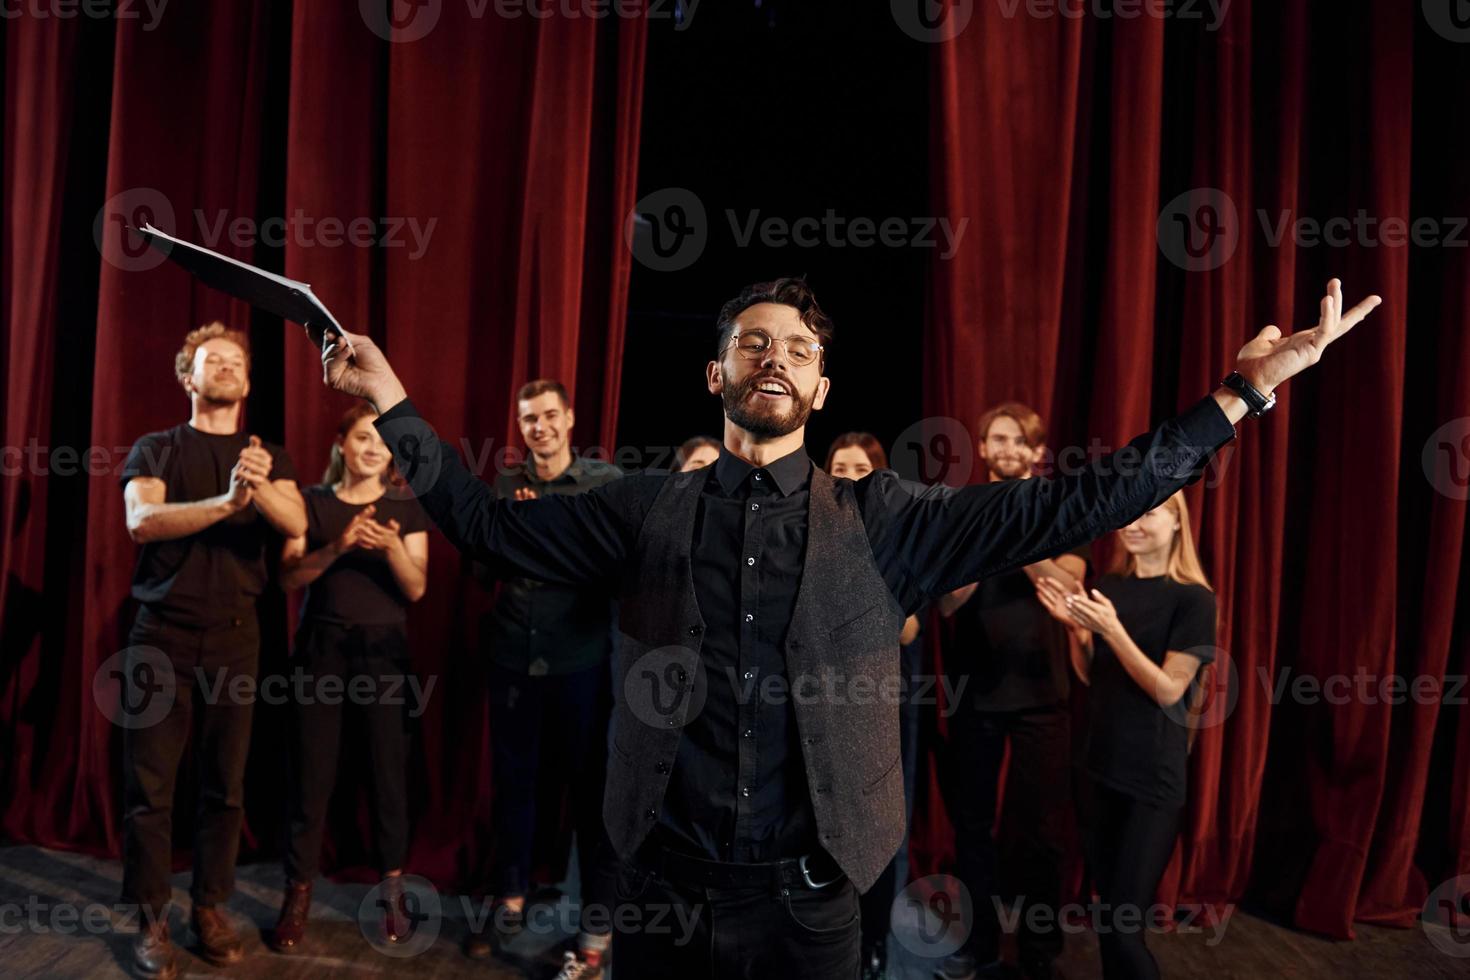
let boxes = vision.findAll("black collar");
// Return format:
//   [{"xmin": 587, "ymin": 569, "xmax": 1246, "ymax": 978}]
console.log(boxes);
[{"xmin": 713, "ymin": 445, "xmax": 811, "ymax": 497}]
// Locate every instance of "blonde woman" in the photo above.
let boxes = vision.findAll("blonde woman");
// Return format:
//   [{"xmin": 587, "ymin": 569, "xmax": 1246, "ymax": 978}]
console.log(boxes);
[{"xmin": 1036, "ymin": 490, "xmax": 1217, "ymax": 980}]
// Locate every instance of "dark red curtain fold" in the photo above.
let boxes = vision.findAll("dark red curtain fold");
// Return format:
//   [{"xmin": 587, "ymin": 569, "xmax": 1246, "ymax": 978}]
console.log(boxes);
[
  {"xmin": 1, "ymin": 0, "xmax": 646, "ymax": 890},
  {"xmin": 925, "ymin": 0, "xmax": 1469, "ymax": 941}
]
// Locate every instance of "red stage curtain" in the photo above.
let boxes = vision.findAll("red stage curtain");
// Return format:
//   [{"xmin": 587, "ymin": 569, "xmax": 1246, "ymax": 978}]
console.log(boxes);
[
  {"xmin": 922, "ymin": 0, "xmax": 1470, "ymax": 940},
  {"xmin": 0, "ymin": 0, "xmax": 646, "ymax": 890}
]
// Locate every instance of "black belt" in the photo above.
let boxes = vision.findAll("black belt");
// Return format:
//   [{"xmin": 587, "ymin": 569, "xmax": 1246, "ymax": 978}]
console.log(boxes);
[{"xmin": 643, "ymin": 845, "xmax": 845, "ymax": 891}]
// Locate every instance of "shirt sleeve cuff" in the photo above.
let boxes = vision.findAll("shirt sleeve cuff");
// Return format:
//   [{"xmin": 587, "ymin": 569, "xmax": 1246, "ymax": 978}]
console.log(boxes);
[
  {"xmin": 1182, "ymin": 394, "xmax": 1238, "ymax": 448},
  {"xmin": 373, "ymin": 396, "xmax": 418, "ymax": 425}
]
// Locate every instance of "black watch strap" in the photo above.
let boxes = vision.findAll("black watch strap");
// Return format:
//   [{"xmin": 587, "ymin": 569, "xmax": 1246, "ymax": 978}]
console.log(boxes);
[{"xmin": 1220, "ymin": 371, "xmax": 1276, "ymax": 418}]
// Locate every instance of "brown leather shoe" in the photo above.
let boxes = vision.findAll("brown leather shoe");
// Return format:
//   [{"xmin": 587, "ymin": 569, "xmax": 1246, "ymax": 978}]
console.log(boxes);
[
  {"xmin": 190, "ymin": 904, "xmax": 245, "ymax": 966},
  {"xmin": 132, "ymin": 919, "xmax": 179, "ymax": 979},
  {"xmin": 268, "ymin": 880, "xmax": 313, "ymax": 953}
]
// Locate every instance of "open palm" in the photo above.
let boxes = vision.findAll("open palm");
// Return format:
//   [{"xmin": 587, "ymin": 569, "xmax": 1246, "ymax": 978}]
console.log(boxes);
[{"xmin": 1236, "ymin": 279, "xmax": 1382, "ymax": 393}]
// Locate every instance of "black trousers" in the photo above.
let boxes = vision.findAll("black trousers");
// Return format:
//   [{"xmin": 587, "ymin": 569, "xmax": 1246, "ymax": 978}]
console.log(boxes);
[
  {"xmin": 486, "ymin": 660, "xmax": 617, "ymax": 928},
  {"xmin": 122, "ymin": 607, "xmax": 259, "ymax": 917},
  {"xmin": 1082, "ymin": 779, "xmax": 1182, "ymax": 980},
  {"xmin": 947, "ymin": 703, "xmax": 1071, "ymax": 966},
  {"xmin": 283, "ymin": 620, "xmax": 414, "ymax": 882},
  {"xmin": 609, "ymin": 860, "xmax": 861, "ymax": 979}
]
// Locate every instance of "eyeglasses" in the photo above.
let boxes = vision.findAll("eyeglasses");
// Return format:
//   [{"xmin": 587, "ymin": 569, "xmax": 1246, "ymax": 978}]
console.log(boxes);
[{"xmin": 723, "ymin": 329, "xmax": 825, "ymax": 368}]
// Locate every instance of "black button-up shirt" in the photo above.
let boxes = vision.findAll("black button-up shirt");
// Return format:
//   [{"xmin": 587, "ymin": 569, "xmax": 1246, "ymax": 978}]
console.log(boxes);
[
  {"xmin": 477, "ymin": 453, "xmax": 623, "ymax": 676},
  {"xmin": 377, "ymin": 395, "xmax": 1237, "ymax": 863}
]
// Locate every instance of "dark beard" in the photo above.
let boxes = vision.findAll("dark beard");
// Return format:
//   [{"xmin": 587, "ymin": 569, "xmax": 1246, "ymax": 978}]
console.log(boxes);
[{"xmin": 722, "ymin": 372, "xmax": 813, "ymax": 439}]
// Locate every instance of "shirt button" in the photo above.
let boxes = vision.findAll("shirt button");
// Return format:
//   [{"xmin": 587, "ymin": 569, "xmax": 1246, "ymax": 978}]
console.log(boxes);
[
  {"xmin": 688, "ymin": 625, "xmax": 703, "ymax": 635},
  {"xmin": 751, "ymin": 503, "xmax": 760, "ymax": 511},
  {"xmin": 743, "ymin": 729, "xmax": 754, "ymax": 738},
  {"xmin": 743, "ymin": 670, "xmax": 755, "ymax": 680},
  {"xmin": 753, "ymin": 472, "xmax": 763, "ymax": 481},
  {"xmin": 655, "ymin": 762, "xmax": 670, "ymax": 774},
  {"xmin": 741, "ymin": 787, "xmax": 751, "ymax": 798},
  {"xmin": 746, "ymin": 557, "xmax": 755, "ymax": 566},
  {"xmin": 744, "ymin": 613, "xmax": 754, "ymax": 623},
  {"xmin": 646, "ymin": 809, "xmax": 657, "ymax": 819}
]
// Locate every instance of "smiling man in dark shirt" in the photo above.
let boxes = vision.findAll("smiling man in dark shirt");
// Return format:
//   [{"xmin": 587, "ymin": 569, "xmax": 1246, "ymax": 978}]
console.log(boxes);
[{"xmin": 314, "ymin": 277, "xmax": 1379, "ymax": 979}]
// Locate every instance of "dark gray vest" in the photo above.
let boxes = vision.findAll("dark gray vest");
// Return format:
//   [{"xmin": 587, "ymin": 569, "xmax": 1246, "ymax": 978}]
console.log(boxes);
[{"xmin": 605, "ymin": 464, "xmax": 906, "ymax": 892}]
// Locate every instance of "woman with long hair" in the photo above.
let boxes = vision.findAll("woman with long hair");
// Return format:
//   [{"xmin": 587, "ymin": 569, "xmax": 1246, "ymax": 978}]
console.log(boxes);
[
  {"xmin": 1035, "ymin": 490, "xmax": 1217, "ymax": 980},
  {"xmin": 268, "ymin": 402, "xmax": 431, "ymax": 953}
]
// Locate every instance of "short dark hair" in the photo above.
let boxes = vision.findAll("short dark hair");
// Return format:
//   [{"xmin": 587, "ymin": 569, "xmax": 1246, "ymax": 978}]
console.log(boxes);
[
  {"xmin": 516, "ymin": 378, "xmax": 570, "ymax": 408},
  {"xmin": 714, "ymin": 277, "xmax": 834, "ymax": 365}
]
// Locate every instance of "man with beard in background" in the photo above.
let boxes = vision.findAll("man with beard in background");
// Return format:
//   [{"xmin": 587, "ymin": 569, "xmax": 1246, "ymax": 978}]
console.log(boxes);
[
  {"xmin": 119, "ymin": 322, "xmax": 305, "ymax": 979},
  {"xmin": 315, "ymin": 276, "xmax": 1378, "ymax": 978}
]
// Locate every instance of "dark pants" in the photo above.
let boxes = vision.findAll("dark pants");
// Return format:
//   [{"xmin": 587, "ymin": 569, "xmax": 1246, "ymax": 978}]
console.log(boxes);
[
  {"xmin": 858, "ymin": 638, "xmax": 923, "ymax": 952},
  {"xmin": 122, "ymin": 607, "xmax": 259, "ymax": 917},
  {"xmin": 283, "ymin": 620, "xmax": 414, "ymax": 882},
  {"xmin": 1082, "ymin": 779, "xmax": 1181, "ymax": 980},
  {"xmin": 947, "ymin": 703, "xmax": 1071, "ymax": 967},
  {"xmin": 610, "ymin": 860, "xmax": 861, "ymax": 979},
  {"xmin": 487, "ymin": 660, "xmax": 617, "ymax": 929}
]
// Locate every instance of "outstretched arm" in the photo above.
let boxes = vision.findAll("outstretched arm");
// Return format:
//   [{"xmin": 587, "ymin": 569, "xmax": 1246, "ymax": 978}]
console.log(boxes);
[
  {"xmin": 873, "ymin": 280, "xmax": 1381, "ymax": 604},
  {"xmin": 315, "ymin": 327, "xmax": 644, "ymax": 586}
]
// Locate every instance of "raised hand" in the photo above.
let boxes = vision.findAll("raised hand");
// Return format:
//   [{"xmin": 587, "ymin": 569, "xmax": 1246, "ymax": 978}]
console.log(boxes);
[
  {"xmin": 333, "ymin": 504, "xmax": 376, "ymax": 554},
  {"xmin": 513, "ymin": 486, "xmax": 539, "ymax": 502},
  {"xmin": 320, "ymin": 327, "xmax": 408, "ymax": 412},
  {"xmin": 356, "ymin": 513, "xmax": 401, "ymax": 552},
  {"xmin": 237, "ymin": 435, "xmax": 273, "ymax": 488},
  {"xmin": 1236, "ymin": 279, "xmax": 1382, "ymax": 395}
]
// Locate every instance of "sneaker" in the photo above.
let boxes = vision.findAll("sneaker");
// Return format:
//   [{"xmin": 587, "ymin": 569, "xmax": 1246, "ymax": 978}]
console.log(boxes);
[{"xmin": 552, "ymin": 948, "xmax": 604, "ymax": 980}]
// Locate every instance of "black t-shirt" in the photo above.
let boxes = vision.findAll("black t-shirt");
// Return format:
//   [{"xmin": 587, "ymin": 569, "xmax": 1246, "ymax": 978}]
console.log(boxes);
[
  {"xmin": 299, "ymin": 485, "xmax": 431, "ymax": 626},
  {"xmin": 120, "ymin": 423, "xmax": 297, "ymax": 628},
  {"xmin": 1084, "ymin": 573, "xmax": 1217, "ymax": 807},
  {"xmin": 952, "ymin": 542, "xmax": 1092, "ymax": 711}
]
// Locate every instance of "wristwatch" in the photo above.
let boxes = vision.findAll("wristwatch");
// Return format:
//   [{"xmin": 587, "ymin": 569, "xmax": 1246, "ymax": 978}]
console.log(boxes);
[{"xmin": 1220, "ymin": 371, "xmax": 1276, "ymax": 418}]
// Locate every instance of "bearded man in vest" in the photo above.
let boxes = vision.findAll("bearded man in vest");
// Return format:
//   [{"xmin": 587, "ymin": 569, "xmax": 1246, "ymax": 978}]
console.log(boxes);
[{"xmin": 314, "ymin": 277, "xmax": 1378, "ymax": 979}]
